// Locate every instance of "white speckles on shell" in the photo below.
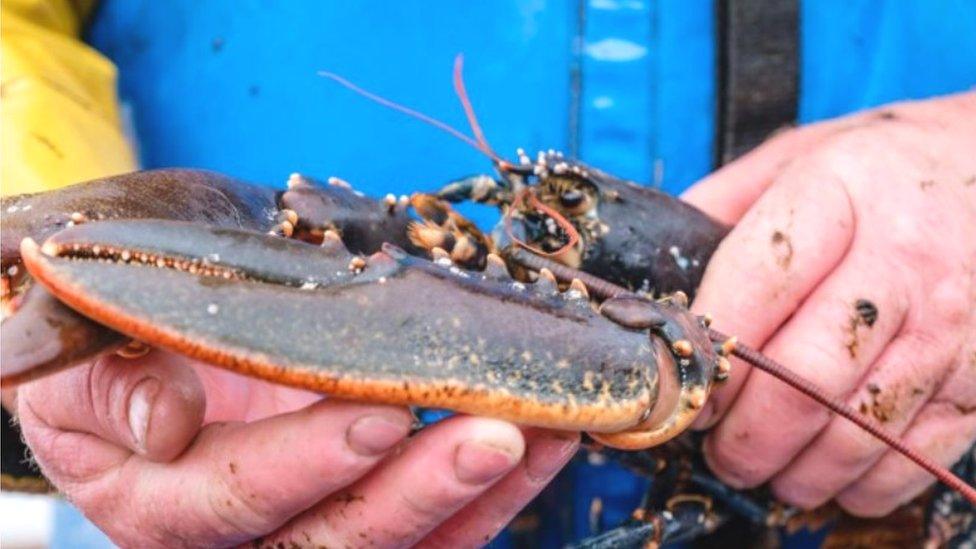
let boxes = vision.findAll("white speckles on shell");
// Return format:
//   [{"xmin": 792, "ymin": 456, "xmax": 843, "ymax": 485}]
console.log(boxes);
[
  {"xmin": 669, "ymin": 245, "xmax": 690, "ymax": 271},
  {"xmin": 564, "ymin": 289, "xmax": 584, "ymax": 300},
  {"xmin": 206, "ymin": 303, "xmax": 219, "ymax": 315}
]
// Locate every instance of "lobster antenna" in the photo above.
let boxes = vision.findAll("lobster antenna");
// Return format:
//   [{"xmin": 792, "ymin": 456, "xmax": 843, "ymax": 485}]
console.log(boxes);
[
  {"xmin": 318, "ymin": 70, "xmax": 504, "ymax": 164},
  {"xmin": 505, "ymin": 248, "xmax": 976, "ymax": 506},
  {"xmin": 717, "ymin": 332, "xmax": 976, "ymax": 506},
  {"xmin": 452, "ymin": 54, "xmax": 498, "ymax": 160}
]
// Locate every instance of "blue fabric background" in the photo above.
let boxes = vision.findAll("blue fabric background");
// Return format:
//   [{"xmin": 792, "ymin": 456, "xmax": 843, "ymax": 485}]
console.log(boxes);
[{"xmin": 52, "ymin": 1, "xmax": 974, "ymax": 546}]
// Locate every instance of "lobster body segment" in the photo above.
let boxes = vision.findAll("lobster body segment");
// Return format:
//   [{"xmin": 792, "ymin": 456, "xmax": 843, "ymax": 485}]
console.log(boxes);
[
  {"xmin": 435, "ymin": 154, "xmax": 729, "ymax": 297},
  {"xmin": 569, "ymin": 167, "xmax": 727, "ymax": 296},
  {"xmin": 22, "ymin": 219, "xmax": 687, "ymax": 434}
]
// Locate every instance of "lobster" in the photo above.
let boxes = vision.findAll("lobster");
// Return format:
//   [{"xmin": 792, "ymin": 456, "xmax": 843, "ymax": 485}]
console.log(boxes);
[{"xmin": 2, "ymin": 61, "xmax": 974, "ymax": 547}]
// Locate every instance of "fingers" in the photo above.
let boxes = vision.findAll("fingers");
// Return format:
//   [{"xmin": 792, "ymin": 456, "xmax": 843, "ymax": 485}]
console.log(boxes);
[
  {"xmin": 22, "ymin": 391, "xmax": 413, "ymax": 546},
  {"xmin": 770, "ymin": 331, "xmax": 956, "ymax": 508},
  {"xmin": 702, "ymin": 244, "xmax": 909, "ymax": 488},
  {"xmin": 691, "ymin": 160, "xmax": 856, "ymax": 429},
  {"xmin": 421, "ymin": 429, "xmax": 580, "ymax": 547},
  {"xmin": 18, "ymin": 349, "xmax": 205, "ymax": 463},
  {"xmin": 837, "ymin": 402, "xmax": 976, "ymax": 517},
  {"xmin": 260, "ymin": 416, "xmax": 527, "ymax": 548},
  {"xmin": 681, "ymin": 118, "xmax": 858, "ymax": 224},
  {"xmin": 835, "ymin": 334, "xmax": 976, "ymax": 517}
]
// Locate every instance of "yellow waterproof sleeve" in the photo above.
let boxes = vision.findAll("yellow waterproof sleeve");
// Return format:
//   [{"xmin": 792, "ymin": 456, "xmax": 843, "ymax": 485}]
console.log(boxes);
[{"xmin": 1, "ymin": 0, "xmax": 136, "ymax": 196}]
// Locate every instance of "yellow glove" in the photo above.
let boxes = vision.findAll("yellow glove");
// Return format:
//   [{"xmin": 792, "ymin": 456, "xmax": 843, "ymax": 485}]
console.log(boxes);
[{"xmin": 1, "ymin": 0, "xmax": 136, "ymax": 196}]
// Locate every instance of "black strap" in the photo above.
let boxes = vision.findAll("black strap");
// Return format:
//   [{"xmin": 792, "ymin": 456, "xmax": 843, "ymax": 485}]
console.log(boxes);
[{"xmin": 715, "ymin": 0, "xmax": 799, "ymax": 164}]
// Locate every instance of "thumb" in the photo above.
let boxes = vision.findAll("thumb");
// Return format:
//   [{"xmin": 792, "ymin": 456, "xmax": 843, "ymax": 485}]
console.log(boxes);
[{"xmin": 18, "ymin": 348, "xmax": 205, "ymax": 485}]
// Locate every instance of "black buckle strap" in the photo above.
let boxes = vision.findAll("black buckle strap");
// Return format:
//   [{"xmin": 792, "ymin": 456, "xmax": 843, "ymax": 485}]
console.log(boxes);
[{"xmin": 715, "ymin": 0, "xmax": 799, "ymax": 164}]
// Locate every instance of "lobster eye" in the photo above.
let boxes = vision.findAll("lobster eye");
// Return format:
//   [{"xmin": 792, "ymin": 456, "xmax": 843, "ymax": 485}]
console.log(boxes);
[{"xmin": 559, "ymin": 190, "xmax": 585, "ymax": 209}]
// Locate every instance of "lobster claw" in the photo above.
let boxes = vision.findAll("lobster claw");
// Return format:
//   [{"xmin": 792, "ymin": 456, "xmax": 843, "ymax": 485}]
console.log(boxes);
[{"xmin": 21, "ymin": 219, "xmax": 672, "ymax": 437}]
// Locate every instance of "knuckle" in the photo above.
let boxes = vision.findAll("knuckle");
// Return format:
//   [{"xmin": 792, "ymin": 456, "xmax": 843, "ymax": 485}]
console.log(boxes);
[
  {"xmin": 704, "ymin": 433, "xmax": 767, "ymax": 489},
  {"xmin": 203, "ymin": 457, "xmax": 275, "ymax": 540},
  {"xmin": 396, "ymin": 482, "xmax": 453, "ymax": 524}
]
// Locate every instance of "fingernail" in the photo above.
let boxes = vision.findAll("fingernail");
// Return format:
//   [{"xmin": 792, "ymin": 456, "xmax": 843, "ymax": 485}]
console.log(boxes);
[
  {"xmin": 128, "ymin": 378, "xmax": 161, "ymax": 453},
  {"xmin": 526, "ymin": 432, "xmax": 579, "ymax": 481},
  {"xmin": 347, "ymin": 414, "xmax": 411, "ymax": 456},
  {"xmin": 454, "ymin": 440, "xmax": 520, "ymax": 485}
]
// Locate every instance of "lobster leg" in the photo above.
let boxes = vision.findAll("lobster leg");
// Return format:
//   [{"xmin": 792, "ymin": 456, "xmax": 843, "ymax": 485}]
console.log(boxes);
[{"xmin": 434, "ymin": 174, "xmax": 511, "ymax": 205}]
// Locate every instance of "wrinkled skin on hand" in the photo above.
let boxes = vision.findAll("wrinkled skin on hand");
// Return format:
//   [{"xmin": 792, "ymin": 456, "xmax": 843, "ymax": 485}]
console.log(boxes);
[
  {"xmin": 15, "ymin": 351, "xmax": 578, "ymax": 547},
  {"xmin": 683, "ymin": 92, "xmax": 976, "ymax": 517}
]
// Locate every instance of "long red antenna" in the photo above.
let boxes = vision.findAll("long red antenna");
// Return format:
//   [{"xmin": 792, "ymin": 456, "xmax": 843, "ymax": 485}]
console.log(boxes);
[
  {"xmin": 318, "ymin": 70, "xmax": 503, "ymax": 163},
  {"xmin": 452, "ymin": 54, "xmax": 498, "ymax": 159},
  {"xmin": 505, "ymin": 248, "xmax": 976, "ymax": 506}
]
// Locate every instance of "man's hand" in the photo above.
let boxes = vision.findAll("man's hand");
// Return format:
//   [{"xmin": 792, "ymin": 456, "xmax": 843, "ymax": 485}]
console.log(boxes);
[
  {"xmin": 16, "ymin": 350, "xmax": 578, "ymax": 547},
  {"xmin": 682, "ymin": 92, "xmax": 976, "ymax": 516}
]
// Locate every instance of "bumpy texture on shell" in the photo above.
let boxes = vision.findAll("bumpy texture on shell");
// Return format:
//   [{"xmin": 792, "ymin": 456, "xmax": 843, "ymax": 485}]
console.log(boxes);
[{"xmin": 22, "ymin": 220, "xmax": 681, "ymax": 433}]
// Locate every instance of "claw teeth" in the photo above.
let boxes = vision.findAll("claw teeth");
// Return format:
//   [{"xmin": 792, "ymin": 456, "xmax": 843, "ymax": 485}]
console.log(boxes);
[
  {"xmin": 535, "ymin": 268, "xmax": 558, "ymax": 294},
  {"xmin": 35, "ymin": 239, "xmax": 56, "ymax": 257},
  {"xmin": 569, "ymin": 278, "xmax": 589, "ymax": 300},
  {"xmin": 69, "ymin": 212, "xmax": 87, "ymax": 224},
  {"xmin": 715, "ymin": 356, "xmax": 732, "ymax": 382},
  {"xmin": 282, "ymin": 209, "xmax": 299, "ymax": 225},
  {"xmin": 348, "ymin": 256, "xmax": 367, "ymax": 273},
  {"xmin": 382, "ymin": 193, "xmax": 397, "ymax": 212},
  {"xmin": 701, "ymin": 313, "xmax": 713, "ymax": 328},
  {"xmin": 672, "ymin": 339, "xmax": 694, "ymax": 358},
  {"xmin": 287, "ymin": 173, "xmax": 305, "ymax": 188},
  {"xmin": 719, "ymin": 336, "xmax": 738, "ymax": 357},
  {"xmin": 671, "ymin": 291, "xmax": 689, "ymax": 308},
  {"xmin": 431, "ymin": 247, "xmax": 452, "ymax": 265},
  {"xmin": 320, "ymin": 230, "xmax": 345, "ymax": 254},
  {"xmin": 279, "ymin": 220, "xmax": 294, "ymax": 237},
  {"xmin": 687, "ymin": 387, "xmax": 707, "ymax": 410},
  {"xmin": 485, "ymin": 253, "xmax": 509, "ymax": 279}
]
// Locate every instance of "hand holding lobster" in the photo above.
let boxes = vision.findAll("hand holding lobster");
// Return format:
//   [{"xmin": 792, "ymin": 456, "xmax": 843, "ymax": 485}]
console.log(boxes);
[
  {"xmin": 685, "ymin": 91, "xmax": 976, "ymax": 516},
  {"xmin": 15, "ymin": 349, "xmax": 578, "ymax": 547}
]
